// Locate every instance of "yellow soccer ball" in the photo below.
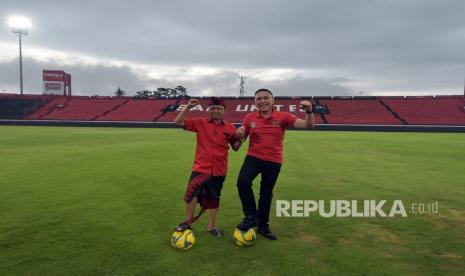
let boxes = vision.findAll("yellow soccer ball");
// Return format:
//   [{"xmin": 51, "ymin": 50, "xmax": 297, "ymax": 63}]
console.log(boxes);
[
  {"xmin": 171, "ymin": 229, "xmax": 195, "ymax": 250},
  {"xmin": 233, "ymin": 228, "xmax": 256, "ymax": 247}
]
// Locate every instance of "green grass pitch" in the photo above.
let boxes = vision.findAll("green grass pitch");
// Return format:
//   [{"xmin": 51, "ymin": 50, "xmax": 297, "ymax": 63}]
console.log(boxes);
[{"xmin": 0, "ymin": 126, "xmax": 464, "ymax": 275}]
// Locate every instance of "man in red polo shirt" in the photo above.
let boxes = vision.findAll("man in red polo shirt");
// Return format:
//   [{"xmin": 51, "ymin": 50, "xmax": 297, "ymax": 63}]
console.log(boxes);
[
  {"xmin": 236, "ymin": 88, "xmax": 315, "ymax": 240},
  {"xmin": 174, "ymin": 97, "xmax": 241, "ymax": 237}
]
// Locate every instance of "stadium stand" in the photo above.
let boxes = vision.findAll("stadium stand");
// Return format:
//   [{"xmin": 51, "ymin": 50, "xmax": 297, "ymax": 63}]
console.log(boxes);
[
  {"xmin": 2, "ymin": 93, "xmax": 465, "ymax": 125},
  {"xmin": 381, "ymin": 96, "xmax": 465, "ymax": 125},
  {"xmin": 321, "ymin": 98, "xmax": 403, "ymax": 125},
  {"xmin": 38, "ymin": 97, "xmax": 126, "ymax": 121},
  {"xmin": 134, "ymin": 98, "xmax": 325, "ymax": 124},
  {"xmin": 25, "ymin": 96, "xmax": 69, "ymax": 119},
  {"xmin": 97, "ymin": 99, "xmax": 179, "ymax": 121},
  {"xmin": 0, "ymin": 93, "xmax": 42, "ymax": 119}
]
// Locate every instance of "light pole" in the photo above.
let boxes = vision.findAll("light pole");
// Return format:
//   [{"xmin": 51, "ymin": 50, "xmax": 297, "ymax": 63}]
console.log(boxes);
[{"xmin": 8, "ymin": 16, "xmax": 31, "ymax": 95}]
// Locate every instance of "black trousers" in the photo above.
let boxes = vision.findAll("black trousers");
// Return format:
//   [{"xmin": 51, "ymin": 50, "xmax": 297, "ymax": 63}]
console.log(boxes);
[{"xmin": 237, "ymin": 155, "xmax": 281, "ymax": 227}]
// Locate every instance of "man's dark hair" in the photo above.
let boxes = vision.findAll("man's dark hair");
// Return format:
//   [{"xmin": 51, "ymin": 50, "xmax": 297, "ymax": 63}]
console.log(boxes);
[
  {"xmin": 209, "ymin": 96, "xmax": 226, "ymax": 108},
  {"xmin": 254, "ymin": 88, "xmax": 273, "ymax": 96}
]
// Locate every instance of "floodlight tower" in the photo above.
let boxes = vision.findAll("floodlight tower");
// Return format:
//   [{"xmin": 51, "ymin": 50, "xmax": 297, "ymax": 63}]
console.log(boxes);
[
  {"xmin": 239, "ymin": 75, "xmax": 246, "ymax": 97},
  {"xmin": 8, "ymin": 16, "xmax": 31, "ymax": 95}
]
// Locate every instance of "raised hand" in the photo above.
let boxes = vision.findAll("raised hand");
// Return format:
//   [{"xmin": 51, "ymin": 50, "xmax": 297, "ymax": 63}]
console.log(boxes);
[
  {"xmin": 299, "ymin": 100, "xmax": 312, "ymax": 112},
  {"xmin": 186, "ymin": 99, "xmax": 200, "ymax": 109}
]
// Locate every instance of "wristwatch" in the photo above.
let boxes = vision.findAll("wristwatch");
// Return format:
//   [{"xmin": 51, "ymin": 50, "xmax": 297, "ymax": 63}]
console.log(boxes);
[{"xmin": 305, "ymin": 108, "xmax": 313, "ymax": 114}]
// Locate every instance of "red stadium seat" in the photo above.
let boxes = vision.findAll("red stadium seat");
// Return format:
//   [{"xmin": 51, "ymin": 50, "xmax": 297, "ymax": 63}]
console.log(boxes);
[{"xmin": 21, "ymin": 95, "xmax": 465, "ymax": 125}]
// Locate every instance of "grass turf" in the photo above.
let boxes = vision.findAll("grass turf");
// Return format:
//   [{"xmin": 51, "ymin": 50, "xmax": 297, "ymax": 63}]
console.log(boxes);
[{"xmin": 0, "ymin": 126, "xmax": 464, "ymax": 275}]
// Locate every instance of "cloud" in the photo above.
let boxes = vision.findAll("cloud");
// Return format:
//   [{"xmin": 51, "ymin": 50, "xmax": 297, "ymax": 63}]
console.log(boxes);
[
  {"xmin": 0, "ymin": 43, "xmax": 360, "ymax": 96},
  {"xmin": 1, "ymin": 0, "xmax": 465, "ymax": 96},
  {"xmin": 0, "ymin": 56, "xmax": 143, "ymax": 95}
]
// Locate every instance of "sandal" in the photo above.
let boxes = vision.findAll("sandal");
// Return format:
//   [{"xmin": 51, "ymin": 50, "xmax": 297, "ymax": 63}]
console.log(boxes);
[
  {"xmin": 208, "ymin": 228, "xmax": 223, "ymax": 237},
  {"xmin": 174, "ymin": 223, "xmax": 192, "ymax": 232}
]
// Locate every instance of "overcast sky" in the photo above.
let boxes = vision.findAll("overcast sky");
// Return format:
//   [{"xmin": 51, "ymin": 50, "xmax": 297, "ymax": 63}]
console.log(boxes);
[{"xmin": 1, "ymin": 0, "xmax": 464, "ymax": 97}]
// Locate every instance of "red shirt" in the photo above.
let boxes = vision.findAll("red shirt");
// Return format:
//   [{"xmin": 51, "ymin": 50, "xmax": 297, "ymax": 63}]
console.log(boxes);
[
  {"xmin": 243, "ymin": 111, "xmax": 297, "ymax": 164},
  {"xmin": 184, "ymin": 118, "xmax": 238, "ymax": 176}
]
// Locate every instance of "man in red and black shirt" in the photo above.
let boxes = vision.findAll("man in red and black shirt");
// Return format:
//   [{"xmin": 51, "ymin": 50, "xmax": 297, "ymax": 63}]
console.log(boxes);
[
  {"xmin": 174, "ymin": 97, "xmax": 241, "ymax": 237},
  {"xmin": 236, "ymin": 88, "xmax": 315, "ymax": 240}
]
